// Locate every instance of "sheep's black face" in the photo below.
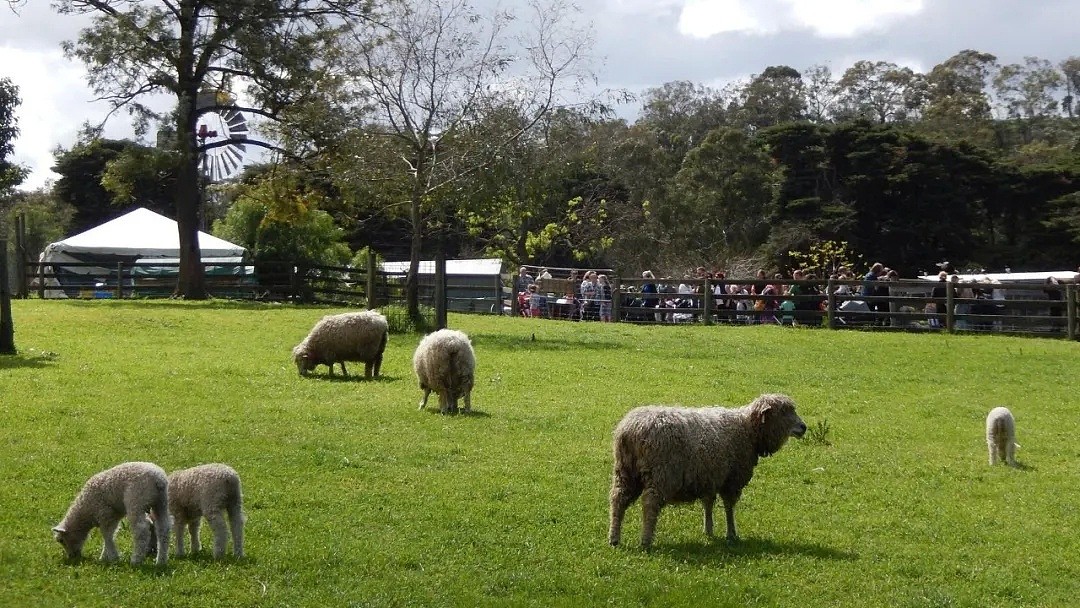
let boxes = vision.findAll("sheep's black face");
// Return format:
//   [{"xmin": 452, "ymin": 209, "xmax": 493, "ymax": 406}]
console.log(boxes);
[{"xmin": 790, "ymin": 415, "xmax": 807, "ymax": 438}]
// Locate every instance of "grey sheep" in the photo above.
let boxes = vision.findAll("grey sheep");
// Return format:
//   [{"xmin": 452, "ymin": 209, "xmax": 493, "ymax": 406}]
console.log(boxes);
[
  {"xmin": 52, "ymin": 461, "xmax": 171, "ymax": 565},
  {"xmin": 413, "ymin": 329, "xmax": 475, "ymax": 414},
  {"xmin": 608, "ymin": 393, "xmax": 807, "ymax": 549},
  {"xmin": 168, "ymin": 463, "xmax": 245, "ymax": 558},
  {"xmin": 986, "ymin": 406, "xmax": 1019, "ymax": 467},
  {"xmin": 293, "ymin": 310, "xmax": 388, "ymax": 378}
]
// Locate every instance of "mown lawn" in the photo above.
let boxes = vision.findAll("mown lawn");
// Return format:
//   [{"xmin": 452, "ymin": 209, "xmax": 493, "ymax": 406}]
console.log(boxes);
[{"xmin": 2, "ymin": 300, "xmax": 1079, "ymax": 607}]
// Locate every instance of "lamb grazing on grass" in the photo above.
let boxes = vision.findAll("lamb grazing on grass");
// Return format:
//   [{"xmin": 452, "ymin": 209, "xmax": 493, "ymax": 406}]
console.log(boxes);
[
  {"xmin": 168, "ymin": 463, "xmax": 245, "ymax": 559},
  {"xmin": 52, "ymin": 462, "xmax": 170, "ymax": 565},
  {"xmin": 293, "ymin": 310, "xmax": 388, "ymax": 378},
  {"xmin": 986, "ymin": 406, "xmax": 1020, "ymax": 467},
  {"xmin": 413, "ymin": 329, "xmax": 475, "ymax": 414},
  {"xmin": 608, "ymin": 393, "xmax": 807, "ymax": 549}
]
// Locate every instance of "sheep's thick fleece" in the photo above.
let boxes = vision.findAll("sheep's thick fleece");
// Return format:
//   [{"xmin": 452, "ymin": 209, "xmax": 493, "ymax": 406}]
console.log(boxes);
[
  {"xmin": 293, "ymin": 310, "xmax": 388, "ymax": 377},
  {"xmin": 413, "ymin": 329, "xmax": 475, "ymax": 414},
  {"xmin": 52, "ymin": 461, "xmax": 171, "ymax": 565},
  {"xmin": 168, "ymin": 463, "xmax": 245, "ymax": 558},
  {"xmin": 608, "ymin": 393, "xmax": 806, "ymax": 549}
]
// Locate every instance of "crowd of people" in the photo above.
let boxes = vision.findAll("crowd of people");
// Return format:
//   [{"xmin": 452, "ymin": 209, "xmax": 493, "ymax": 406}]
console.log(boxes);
[{"xmin": 512, "ymin": 262, "xmax": 1076, "ymax": 329}]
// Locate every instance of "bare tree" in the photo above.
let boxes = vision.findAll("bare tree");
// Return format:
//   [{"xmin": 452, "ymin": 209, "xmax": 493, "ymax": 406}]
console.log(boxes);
[{"xmin": 338, "ymin": 0, "xmax": 594, "ymax": 321}]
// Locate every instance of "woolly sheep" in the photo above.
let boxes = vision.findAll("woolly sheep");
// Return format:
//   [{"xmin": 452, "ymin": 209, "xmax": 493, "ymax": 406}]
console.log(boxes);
[
  {"xmin": 986, "ymin": 406, "xmax": 1019, "ymax": 467},
  {"xmin": 293, "ymin": 310, "xmax": 388, "ymax": 378},
  {"xmin": 413, "ymin": 329, "xmax": 475, "ymax": 414},
  {"xmin": 168, "ymin": 463, "xmax": 245, "ymax": 559},
  {"xmin": 608, "ymin": 393, "xmax": 807, "ymax": 549},
  {"xmin": 52, "ymin": 462, "xmax": 170, "ymax": 565}
]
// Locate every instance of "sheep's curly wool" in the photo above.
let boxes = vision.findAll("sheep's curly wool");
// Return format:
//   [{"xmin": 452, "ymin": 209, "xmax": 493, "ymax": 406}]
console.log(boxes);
[
  {"xmin": 52, "ymin": 462, "xmax": 170, "ymax": 565},
  {"xmin": 413, "ymin": 329, "xmax": 475, "ymax": 414},
  {"xmin": 986, "ymin": 406, "xmax": 1019, "ymax": 467},
  {"xmin": 293, "ymin": 310, "xmax": 388, "ymax": 377},
  {"xmin": 608, "ymin": 393, "xmax": 806, "ymax": 549},
  {"xmin": 168, "ymin": 463, "xmax": 245, "ymax": 558}
]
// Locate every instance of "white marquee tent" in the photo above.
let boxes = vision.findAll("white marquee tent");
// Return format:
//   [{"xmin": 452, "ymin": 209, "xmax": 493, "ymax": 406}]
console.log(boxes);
[{"xmin": 38, "ymin": 207, "xmax": 247, "ymax": 297}]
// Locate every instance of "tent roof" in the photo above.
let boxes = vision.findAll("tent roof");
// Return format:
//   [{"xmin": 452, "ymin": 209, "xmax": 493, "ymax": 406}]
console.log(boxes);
[
  {"xmin": 380, "ymin": 258, "xmax": 503, "ymax": 276},
  {"xmin": 44, "ymin": 207, "xmax": 246, "ymax": 258}
]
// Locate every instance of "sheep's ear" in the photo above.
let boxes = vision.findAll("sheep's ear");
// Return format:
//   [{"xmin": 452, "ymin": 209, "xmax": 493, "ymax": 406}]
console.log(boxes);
[
  {"xmin": 755, "ymin": 403, "xmax": 772, "ymax": 425},
  {"xmin": 52, "ymin": 527, "xmax": 66, "ymax": 542}
]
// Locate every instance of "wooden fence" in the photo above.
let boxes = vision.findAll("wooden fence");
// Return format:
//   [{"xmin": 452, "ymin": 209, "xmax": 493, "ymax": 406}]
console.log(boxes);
[{"xmin": 17, "ymin": 257, "xmax": 1080, "ymax": 340}]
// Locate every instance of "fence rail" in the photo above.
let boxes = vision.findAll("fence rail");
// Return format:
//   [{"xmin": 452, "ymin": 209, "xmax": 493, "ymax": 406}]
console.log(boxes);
[{"xmin": 18, "ymin": 259, "xmax": 1080, "ymax": 340}]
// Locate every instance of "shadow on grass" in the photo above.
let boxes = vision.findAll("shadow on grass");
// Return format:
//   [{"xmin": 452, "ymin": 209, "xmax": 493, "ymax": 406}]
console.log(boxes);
[
  {"xmin": 303, "ymin": 373, "xmax": 401, "ymax": 384},
  {"xmin": 469, "ymin": 332, "xmax": 619, "ymax": 351},
  {"xmin": 418, "ymin": 407, "xmax": 492, "ymax": 418},
  {"xmin": 651, "ymin": 537, "xmax": 857, "ymax": 564},
  {"xmin": 0, "ymin": 351, "xmax": 59, "ymax": 370}
]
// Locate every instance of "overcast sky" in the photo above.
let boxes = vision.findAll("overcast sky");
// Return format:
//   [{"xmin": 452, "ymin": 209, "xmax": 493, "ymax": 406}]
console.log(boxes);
[{"xmin": 2, "ymin": 0, "xmax": 1078, "ymax": 191}]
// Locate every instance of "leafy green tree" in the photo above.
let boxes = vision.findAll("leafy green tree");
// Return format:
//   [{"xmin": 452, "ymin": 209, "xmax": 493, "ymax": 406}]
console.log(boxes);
[
  {"xmin": 835, "ymin": 61, "xmax": 926, "ymax": 123},
  {"xmin": 54, "ymin": 0, "xmax": 375, "ymax": 298},
  {"xmin": 0, "ymin": 78, "xmax": 27, "ymax": 199},
  {"xmin": 737, "ymin": 65, "xmax": 806, "ymax": 129},
  {"xmin": 0, "ymin": 76, "xmax": 26, "ymax": 355},
  {"xmin": 212, "ymin": 171, "xmax": 351, "ymax": 272},
  {"xmin": 670, "ymin": 127, "xmax": 779, "ymax": 261}
]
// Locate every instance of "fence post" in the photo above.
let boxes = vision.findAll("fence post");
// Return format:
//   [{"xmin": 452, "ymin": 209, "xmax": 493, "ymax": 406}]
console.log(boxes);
[
  {"xmin": 115, "ymin": 263, "xmax": 123, "ymax": 299},
  {"xmin": 612, "ymin": 276, "xmax": 621, "ymax": 323},
  {"xmin": 37, "ymin": 261, "xmax": 45, "ymax": 300},
  {"xmin": 14, "ymin": 213, "xmax": 27, "ymax": 298},
  {"xmin": 826, "ymin": 279, "xmax": 836, "ymax": 329},
  {"xmin": 1067, "ymin": 283, "xmax": 1077, "ymax": 340},
  {"xmin": 434, "ymin": 250, "xmax": 447, "ymax": 330},
  {"xmin": 946, "ymin": 280, "xmax": 955, "ymax": 333},
  {"xmin": 1, "ymin": 238, "xmax": 14, "ymax": 354},
  {"xmin": 366, "ymin": 249, "xmax": 377, "ymax": 309}
]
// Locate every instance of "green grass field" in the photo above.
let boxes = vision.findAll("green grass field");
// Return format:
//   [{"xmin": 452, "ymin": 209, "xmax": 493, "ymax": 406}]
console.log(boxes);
[{"xmin": 2, "ymin": 300, "xmax": 1080, "ymax": 607}]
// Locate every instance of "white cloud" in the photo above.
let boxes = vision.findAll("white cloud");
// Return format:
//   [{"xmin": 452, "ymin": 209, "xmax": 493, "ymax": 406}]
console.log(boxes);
[
  {"xmin": 675, "ymin": 0, "xmax": 924, "ymax": 39},
  {"xmin": 1, "ymin": 45, "xmax": 119, "ymax": 191}
]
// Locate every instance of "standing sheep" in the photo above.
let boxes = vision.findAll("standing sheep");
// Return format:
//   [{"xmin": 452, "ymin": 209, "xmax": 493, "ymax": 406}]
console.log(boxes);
[
  {"xmin": 413, "ymin": 329, "xmax": 475, "ymax": 414},
  {"xmin": 986, "ymin": 406, "xmax": 1019, "ymax": 466},
  {"xmin": 168, "ymin": 463, "xmax": 245, "ymax": 559},
  {"xmin": 293, "ymin": 310, "xmax": 388, "ymax": 378},
  {"xmin": 608, "ymin": 393, "xmax": 807, "ymax": 549},
  {"xmin": 52, "ymin": 462, "xmax": 171, "ymax": 565}
]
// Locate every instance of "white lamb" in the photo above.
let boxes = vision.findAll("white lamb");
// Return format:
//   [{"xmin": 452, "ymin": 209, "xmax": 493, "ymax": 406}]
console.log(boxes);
[
  {"xmin": 168, "ymin": 463, "xmax": 245, "ymax": 559},
  {"xmin": 986, "ymin": 406, "xmax": 1019, "ymax": 467},
  {"xmin": 52, "ymin": 462, "xmax": 170, "ymax": 565},
  {"xmin": 293, "ymin": 310, "xmax": 389, "ymax": 378},
  {"xmin": 413, "ymin": 329, "xmax": 476, "ymax": 414}
]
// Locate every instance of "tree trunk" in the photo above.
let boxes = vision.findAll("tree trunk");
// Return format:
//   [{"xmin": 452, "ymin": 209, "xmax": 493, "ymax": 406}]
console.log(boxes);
[
  {"xmin": 0, "ymin": 238, "xmax": 15, "ymax": 355},
  {"xmin": 406, "ymin": 153, "xmax": 427, "ymax": 324},
  {"xmin": 175, "ymin": 91, "xmax": 207, "ymax": 299}
]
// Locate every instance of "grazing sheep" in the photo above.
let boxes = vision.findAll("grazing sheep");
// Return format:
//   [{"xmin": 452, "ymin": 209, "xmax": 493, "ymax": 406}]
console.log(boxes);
[
  {"xmin": 168, "ymin": 463, "xmax": 245, "ymax": 559},
  {"xmin": 608, "ymin": 393, "xmax": 807, "ymax": 549},
  {"xmin": 52, "ymin": 462, "xmax": 170, "ymax": 565},
  {"xmin": 413, "ymin": 329, "xmax": 475, "ymax": 414},
  {"xmin": 986, "ymin": 406, "xmax": 1019, "ymax": 467},
  {"xmin": 293, "ymin": 310, "xmax": 388, "ymax": 378}
]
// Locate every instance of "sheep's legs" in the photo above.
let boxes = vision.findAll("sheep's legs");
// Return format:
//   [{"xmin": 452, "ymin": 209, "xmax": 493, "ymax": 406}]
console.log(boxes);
[
  {"xmin": 702, "ymin": 495, "xmax": 716, "ymax": 537},
  {"xmin": 987, "ymin": 442, "xmax": 997, "ymax": 465},
  {"xmin": 722, "ymin": 494, "xmax": 740, "ymax": 542},
  {"xmin": 151, "ymin": 508, "xmax": 169, "ymax": 565},
  {"xmin": 190, "ymin": 520, "xmax": 202, "ymax": 554},
  {"xmin": 1006, "ymin": 442, "xmax": 1017, "ymax": 467},
  {"xmin": 608, "ymin": 481, "xmax": 641, "ymax": 547},
  {"xmin": 639, "ymin": 489, "xmax": 663, "ymax": 549},
  {"xmin": 339, "ymin": 362, "xmax": 349, "ymax": 377},
  {"xmin": 228, "ymin": 505, "xmax": 245, "ymax": 558},
  {"xmin": 418, "ymin": 389, "xmax": 431, "ymax": 410},
  {"xmin": 463, "ymin": 392, "xmax": 472, "ymax": 413},
  {"xmin": 99, "ymin": 518, "xmax": 121, "ymax": 562},
  {"xmin": 129, "ymin": 513, "xmax": 151, "ymax": 565},
  {"xmin": 174, "ymin": 517, "xmax": 188, "ymax": 556},
  {"xmin": 206, "ymin": 511, "xmax": 229, "ymax": 559}
]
